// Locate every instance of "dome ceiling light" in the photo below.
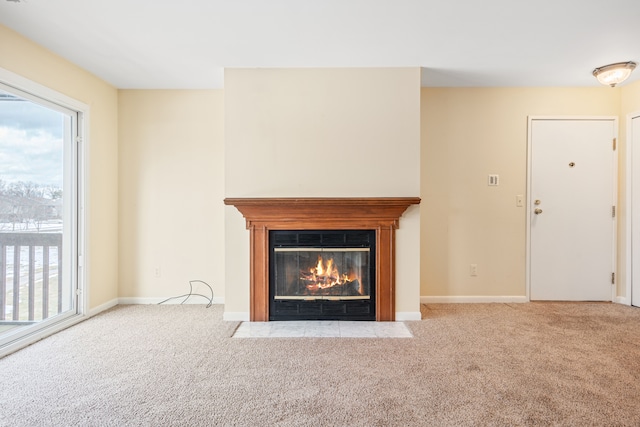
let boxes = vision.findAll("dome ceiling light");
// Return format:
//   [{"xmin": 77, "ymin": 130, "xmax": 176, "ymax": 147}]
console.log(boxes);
[{"xmin": 592, "ymin": 61, "xmax": 637, "ymax": 87}]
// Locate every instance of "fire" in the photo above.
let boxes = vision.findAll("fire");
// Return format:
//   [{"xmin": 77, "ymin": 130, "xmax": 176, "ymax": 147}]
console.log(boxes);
[{"xmin": 300, "ymin": 255, "xmax": 356, "ymax": 292}]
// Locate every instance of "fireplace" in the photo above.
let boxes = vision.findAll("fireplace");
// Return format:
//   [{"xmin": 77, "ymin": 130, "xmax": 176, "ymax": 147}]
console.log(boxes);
[
  {"xmin": 224, "ymin": 197, "xmax": 420, "ymax": 321},
  {"xmin": 270, "ymin": 230, "xmax": 376, "ymax": 320}
]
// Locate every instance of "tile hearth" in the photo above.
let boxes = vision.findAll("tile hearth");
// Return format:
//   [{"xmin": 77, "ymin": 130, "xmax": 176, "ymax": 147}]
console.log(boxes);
[{"xmin": 232, "ymin": 321, "xmax": 413, "ymax": 338}]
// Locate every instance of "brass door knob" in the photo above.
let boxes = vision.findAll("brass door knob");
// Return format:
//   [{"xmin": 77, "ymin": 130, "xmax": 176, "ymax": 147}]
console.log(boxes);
[{"xmin": 534, "ymin": 208, "xmax": 543, "ymax": 215}]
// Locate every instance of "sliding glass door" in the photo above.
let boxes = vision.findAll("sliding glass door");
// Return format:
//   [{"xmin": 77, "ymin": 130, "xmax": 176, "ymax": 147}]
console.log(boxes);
[{"xmin": 0, "ymin": 82, "xmax": 80, "ymax": 347}]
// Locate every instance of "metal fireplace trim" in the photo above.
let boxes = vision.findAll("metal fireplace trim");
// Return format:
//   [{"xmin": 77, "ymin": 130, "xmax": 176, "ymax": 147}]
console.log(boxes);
[{"xmin": 269, "ymin": 229, "xmax": 376, "ymax": 321}]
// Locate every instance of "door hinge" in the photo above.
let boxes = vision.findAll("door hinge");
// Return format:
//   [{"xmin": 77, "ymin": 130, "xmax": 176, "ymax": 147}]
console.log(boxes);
[
  {"xmin": 613, "ymin": 138, "xmax": 617, "ymax": 151},
  {"xmin": 612, "ymin": 272, "xmax": 615, "ymax": 284},
  {"xmin": 612, "ymin": 206, "xmax": 616, "ymax": 218}
]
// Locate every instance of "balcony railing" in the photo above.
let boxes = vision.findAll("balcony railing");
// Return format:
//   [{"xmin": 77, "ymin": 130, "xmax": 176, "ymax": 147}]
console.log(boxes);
[{"xmin": 0, "ymin": 233, "xmax": 62, "ymax": 323}]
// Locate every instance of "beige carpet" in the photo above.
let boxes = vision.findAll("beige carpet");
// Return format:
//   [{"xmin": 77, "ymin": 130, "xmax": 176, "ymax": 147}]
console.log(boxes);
[{"xmin": 1, "ymin": 302, "xmax": 640, "ymax": 426}]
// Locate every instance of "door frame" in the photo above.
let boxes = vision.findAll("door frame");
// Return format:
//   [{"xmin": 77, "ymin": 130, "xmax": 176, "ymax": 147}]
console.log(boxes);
[
  {"xmin": 526, "ymin": 116, "xmax": 618, "ymax": 301},
  {"xmin": 625, "ymin": 111, "xmax": 640, "ymax": 306},
  {"xmin": 0, "ymin": 66, "xmax": 89, "ymax": 357}
]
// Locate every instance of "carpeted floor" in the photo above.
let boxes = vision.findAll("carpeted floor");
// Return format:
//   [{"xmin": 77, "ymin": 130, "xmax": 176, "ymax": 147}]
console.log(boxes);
[{"xmin": 1, "ymin": 302, "xmax": 640, "ymax": 426}]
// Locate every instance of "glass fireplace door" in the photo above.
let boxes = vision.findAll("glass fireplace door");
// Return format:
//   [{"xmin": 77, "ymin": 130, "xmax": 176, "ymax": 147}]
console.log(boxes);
[
  {"xmin": 273, "ymin": 248, "xmax": 371, "ymax": 300},
  {"xmin": 269, "ymin": 230, "xmax": 376, "ymax": 321}
]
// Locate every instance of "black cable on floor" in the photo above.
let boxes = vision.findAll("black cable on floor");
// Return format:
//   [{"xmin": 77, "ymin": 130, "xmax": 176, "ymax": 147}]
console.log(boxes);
[{"xmin": 157, "ymin": 280, "xmax": 213, "ymax": 308}]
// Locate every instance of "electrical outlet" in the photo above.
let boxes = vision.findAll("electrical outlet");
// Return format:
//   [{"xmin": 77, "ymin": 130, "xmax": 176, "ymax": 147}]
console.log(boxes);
[
  {"xmin": 488, "ymin": 174, "xmax": 499, "ymax": 186},
  {"xmin": 154, "ymin": 267, "xmax": 161, "ymax": 278},
  {"xmin": 470, "ymin": 264, "xmax": 478, "ymax": 276}
]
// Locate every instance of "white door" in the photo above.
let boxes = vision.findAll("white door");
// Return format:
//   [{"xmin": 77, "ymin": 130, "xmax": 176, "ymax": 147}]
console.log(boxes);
[
  {"xmin": 631, "ymin": 114, "xmax": 640, "ymax": 307},
  {"xmin": 529, "ymin": 118, "xmax": 616, "ymax": 301}
]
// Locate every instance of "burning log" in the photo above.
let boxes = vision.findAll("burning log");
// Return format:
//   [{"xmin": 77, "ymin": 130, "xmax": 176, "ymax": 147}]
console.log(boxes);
[{"xmin": 304, "ymin": 279, "xmax": 361, "ymax": 297}]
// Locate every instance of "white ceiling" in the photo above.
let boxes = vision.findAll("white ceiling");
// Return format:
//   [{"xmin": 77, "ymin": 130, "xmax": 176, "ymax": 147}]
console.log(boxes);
[{"xmin": 1, "ymin": 0, "xmax": 639, "ymax": 89}]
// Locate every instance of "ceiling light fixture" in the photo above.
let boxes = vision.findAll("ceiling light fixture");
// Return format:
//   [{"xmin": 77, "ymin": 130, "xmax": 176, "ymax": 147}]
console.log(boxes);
[{"xmin": 592, "ymin": 61, "xmax": 637, "ymax": 87}]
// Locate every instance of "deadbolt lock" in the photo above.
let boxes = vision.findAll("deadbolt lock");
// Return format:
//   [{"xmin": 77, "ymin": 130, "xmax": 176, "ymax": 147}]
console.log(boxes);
[{"xmin": 534, "ymin": 200, "xmax": 541, "ymax": 205}]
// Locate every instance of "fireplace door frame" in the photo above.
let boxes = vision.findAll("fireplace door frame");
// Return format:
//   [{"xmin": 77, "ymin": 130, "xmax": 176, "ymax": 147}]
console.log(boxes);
[
  {"xmin": 224, "ymin": 197, "xmax": 421, "ymax": 321},
  {"xmin": 269, "ymin": 229, "xmax": 377, "ymax": 321}
]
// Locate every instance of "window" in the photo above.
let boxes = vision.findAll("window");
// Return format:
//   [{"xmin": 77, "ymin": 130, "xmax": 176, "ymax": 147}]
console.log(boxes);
[{"xmin": 0, "ymin": 69, "xmax": 86, "ymax": 355}]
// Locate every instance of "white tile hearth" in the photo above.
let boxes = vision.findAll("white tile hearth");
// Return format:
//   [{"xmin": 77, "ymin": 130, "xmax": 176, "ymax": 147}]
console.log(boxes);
[{"xmin": 232, "ymin": 321, "xmax": 413, "ymax": 338}]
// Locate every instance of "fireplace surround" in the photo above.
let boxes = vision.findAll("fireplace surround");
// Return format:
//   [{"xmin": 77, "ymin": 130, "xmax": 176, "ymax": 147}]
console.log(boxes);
[{"xmin": 224, "ymin": 197, "xmax": 420, "ymax": 321}]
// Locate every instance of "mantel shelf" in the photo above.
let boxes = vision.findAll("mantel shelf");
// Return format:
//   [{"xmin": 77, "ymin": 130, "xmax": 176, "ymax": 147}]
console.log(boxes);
[{"xmin": 224, "ymin": 197, "xmax": 420, "ymax": 229}]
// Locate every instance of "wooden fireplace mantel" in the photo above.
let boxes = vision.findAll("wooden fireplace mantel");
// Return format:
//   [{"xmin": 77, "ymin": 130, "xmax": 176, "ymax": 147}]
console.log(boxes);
[{"xmin": 224, "ymin": 197, "xmax": 421, "ymax": 321}]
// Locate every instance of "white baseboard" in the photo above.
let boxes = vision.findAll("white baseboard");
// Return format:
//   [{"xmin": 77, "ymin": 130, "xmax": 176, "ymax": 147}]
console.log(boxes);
[
  {"xmin": 421, "ymin": 295, "xmax": 529, "ymax": 304},
  {"xmin": 421, "ymin": 296, "xmax": 631, "ymax": 305},
  {"xmin": 118, "ymin": 296, "xmax": 225, "ymax": 305},
  {"xmin": 395, "ymin": 311, "xmax": 421, "ymax": 321},
  {"xmin": 87, "ymin": 298, "xmax": 119, "ymax": 317},
  {"xmin": 615, "ymin": 296, "xmax": 630, "ymax": 305},
  {"xmin": 223, "ymin": 312, "xmax": 250, "ymax": 321}
]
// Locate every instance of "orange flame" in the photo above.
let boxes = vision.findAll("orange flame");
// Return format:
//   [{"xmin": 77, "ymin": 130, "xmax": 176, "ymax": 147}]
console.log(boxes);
[{"xmin": 301, "ymin": 255, "xmax": 357, "ymax": 292}]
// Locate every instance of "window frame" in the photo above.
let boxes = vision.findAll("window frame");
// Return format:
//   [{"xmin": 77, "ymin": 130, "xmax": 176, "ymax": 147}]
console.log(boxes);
[{"xmin": 0, "ymin": 67, "xmax": 88, "ymax": 357}]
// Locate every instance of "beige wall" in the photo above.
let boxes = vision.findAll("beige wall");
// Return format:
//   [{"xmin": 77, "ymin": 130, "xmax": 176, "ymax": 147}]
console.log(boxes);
[
  {"xmin": 0, "ymin": 24, "xmax": 119, "ymax": 310},
  {"xmin": 5, "ymin": 19, "xmax": 636, "ymax": 310},
  {"xmin": 421, "ymin": 87, "xmax": 621, "ymax": 299},
  {"xmin": 621, "ymin": 80, "xmax": 640, "ymax": 114},
  {"xmin": 118, "ymin": 90, "xmax": 225, "ymax": 301},
  {"xmin": 224, "ymin": 68, "xmax": 422, "ymax": 317}
]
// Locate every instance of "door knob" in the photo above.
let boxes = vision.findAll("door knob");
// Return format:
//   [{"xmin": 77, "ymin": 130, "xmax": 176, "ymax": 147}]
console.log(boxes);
[{"xmin": 534, "ymin": 208, "xmax": 543, "ymax": 215}]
